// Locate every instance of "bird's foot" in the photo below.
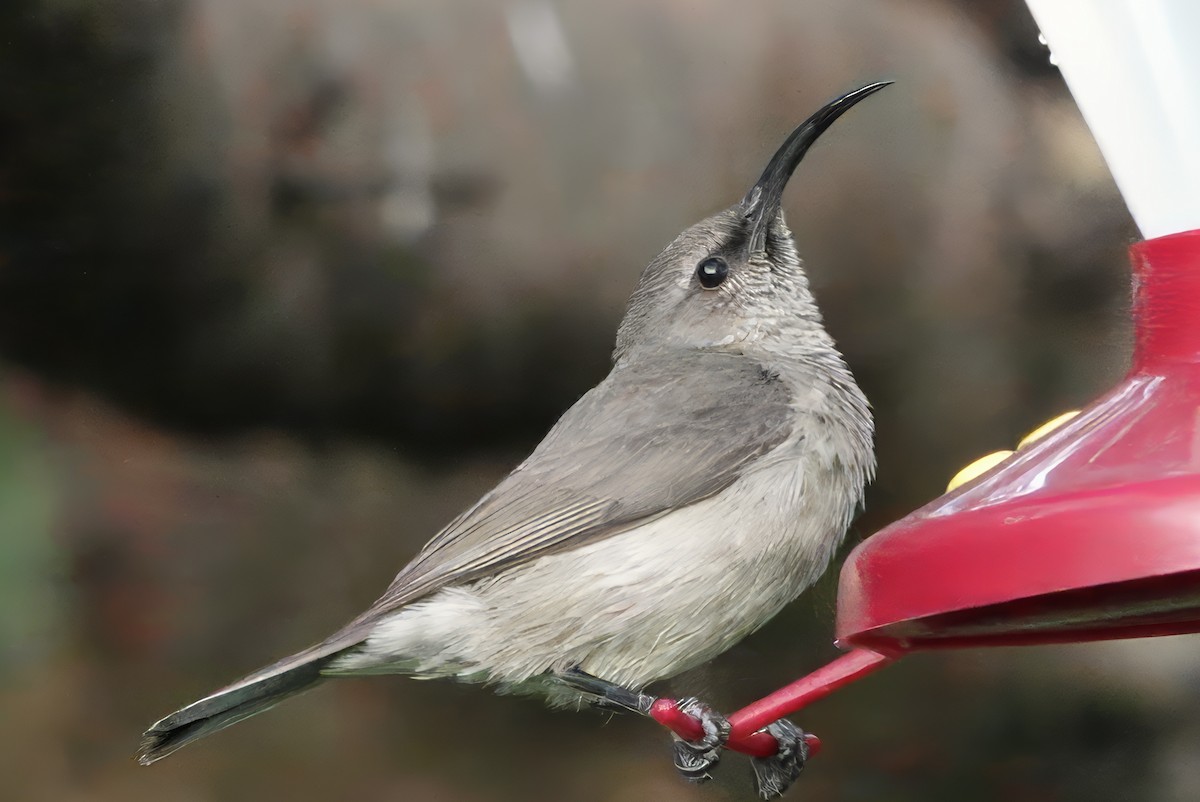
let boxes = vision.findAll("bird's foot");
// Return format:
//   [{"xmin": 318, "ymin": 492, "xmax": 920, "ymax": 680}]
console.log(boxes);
[
  {"xmin": 559, "ymin": 671, "xmax": 783, "ymax": 789},
  {"xmin": 750, "ymin": 718, "xmax": 809, "ymax": 800},
  {"xmin": 670, "ymin": 697, "xmax": 731, "ymax": 783}
]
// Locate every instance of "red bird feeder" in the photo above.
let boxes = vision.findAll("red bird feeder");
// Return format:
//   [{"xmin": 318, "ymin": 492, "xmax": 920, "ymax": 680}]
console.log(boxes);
[
  {"xmin": 653, "ymin": 0, "xmax": 1200, "ymax": 765},
  {"xmin": 837, "ymin": 230, "xmax": 1200, "ymax": 655}
]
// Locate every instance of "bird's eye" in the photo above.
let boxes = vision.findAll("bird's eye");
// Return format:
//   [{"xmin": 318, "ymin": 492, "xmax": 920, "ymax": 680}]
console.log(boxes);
[{"xmin": 696, "ymin": 257, "xmax": 729, "ymax": 289}]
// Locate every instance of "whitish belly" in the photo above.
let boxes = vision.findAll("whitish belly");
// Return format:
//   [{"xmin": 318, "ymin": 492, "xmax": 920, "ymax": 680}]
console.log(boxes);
[{"xmin": 342, "ymin": 457, "xmax": 856, "ymax": 690}]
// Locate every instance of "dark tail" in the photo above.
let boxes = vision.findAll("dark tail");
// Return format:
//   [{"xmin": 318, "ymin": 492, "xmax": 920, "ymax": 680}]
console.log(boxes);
[{"xmin": 138, "ymin": 639, "xmax": 356, "ymax": 765}]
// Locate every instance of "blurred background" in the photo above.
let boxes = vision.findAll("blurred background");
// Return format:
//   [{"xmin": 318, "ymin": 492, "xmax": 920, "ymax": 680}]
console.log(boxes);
[{"xmin": 3, "ymin": 0, "xmax": 1197, "ymax": 800}]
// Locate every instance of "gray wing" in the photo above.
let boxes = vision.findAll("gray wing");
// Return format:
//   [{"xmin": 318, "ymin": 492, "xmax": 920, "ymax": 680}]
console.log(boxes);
[{"xmin": 354, "ymin": 349, "xmax": 795, "ymax": 626}]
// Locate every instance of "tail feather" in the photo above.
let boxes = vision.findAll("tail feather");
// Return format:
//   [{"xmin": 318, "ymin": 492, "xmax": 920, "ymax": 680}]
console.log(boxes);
[{"xmin": 138, "ymin": 640, "xmax": 357, "ymax": 765}]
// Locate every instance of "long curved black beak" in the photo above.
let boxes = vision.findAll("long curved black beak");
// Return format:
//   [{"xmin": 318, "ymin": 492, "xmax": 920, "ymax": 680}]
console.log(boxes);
[{"xmin": 742, "ymin": 81, "xmax": 891, "ymax": 253}]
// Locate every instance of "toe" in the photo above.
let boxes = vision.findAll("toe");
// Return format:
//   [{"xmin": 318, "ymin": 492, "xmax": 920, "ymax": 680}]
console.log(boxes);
[
  {"xmin": 669, "ymin": 698, "xmax": 730, "ymax": 782},
  {"xmin": 751, "ymin": 719, "xmax": 808, "ymax": 800},
  {"xmin": 676, "ymin": 697, "xmax": 730, "ymax": 750},
  {"xmin": 672, "ymin": 736, "xmax": 718, "ymax": 782}
]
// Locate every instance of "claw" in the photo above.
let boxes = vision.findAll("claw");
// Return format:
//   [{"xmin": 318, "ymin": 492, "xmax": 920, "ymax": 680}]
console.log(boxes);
[
  {"xmin": 670, "ymin": 698, "xmax": 731, "ymax": 783},
  {"xmin": 750, "ymin": 718, "xmax": 809, "ymax": 800}
]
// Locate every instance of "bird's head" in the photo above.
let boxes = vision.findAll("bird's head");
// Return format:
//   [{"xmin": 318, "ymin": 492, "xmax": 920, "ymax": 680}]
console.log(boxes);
[{"xmin": 614, "ymin": 82, "xmax": 890, "ymax": 362}]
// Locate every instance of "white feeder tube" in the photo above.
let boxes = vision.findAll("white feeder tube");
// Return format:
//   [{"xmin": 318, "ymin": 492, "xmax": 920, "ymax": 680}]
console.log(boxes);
[{"xmin": 1025, "ymin": 0, "xmax": 1200, "ymax": 239}]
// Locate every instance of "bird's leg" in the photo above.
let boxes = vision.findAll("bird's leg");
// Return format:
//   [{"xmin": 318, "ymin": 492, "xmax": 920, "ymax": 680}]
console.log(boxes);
[
  {"xmin": 555, "ymin": 669, "xmax": 730, "ymax": 782},
  {"xmin": 749, "ymin": 718, "xmax": 809, "ymax": 800},
  {"xmin": 555, "ymin": 668, "xmax": 656, "ymax": 715}
]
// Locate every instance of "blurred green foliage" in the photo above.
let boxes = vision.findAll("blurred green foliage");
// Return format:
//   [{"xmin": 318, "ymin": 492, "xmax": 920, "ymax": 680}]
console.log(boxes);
[{"xmin": 0, "ymin": 385, "xmax": 58, "ymax": 672}]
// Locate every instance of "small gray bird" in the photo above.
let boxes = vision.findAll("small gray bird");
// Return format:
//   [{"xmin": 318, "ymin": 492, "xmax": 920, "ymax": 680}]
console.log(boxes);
[{"xmin": 139, "ymin": 83, "xmax": 884, "ymax": 798}]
